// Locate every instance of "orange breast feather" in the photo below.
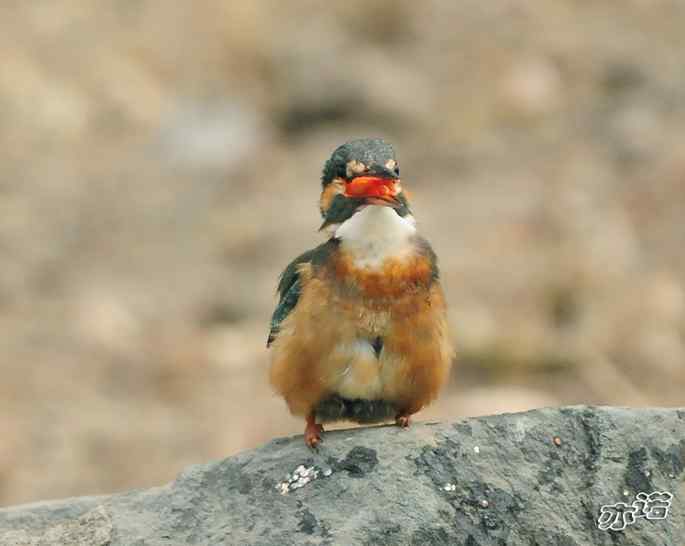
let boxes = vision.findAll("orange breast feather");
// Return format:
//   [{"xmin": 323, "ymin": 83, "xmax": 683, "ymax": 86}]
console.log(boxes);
[{"xmin": 269, "ymin": 252, "xmax": 453, "ymax": 419}]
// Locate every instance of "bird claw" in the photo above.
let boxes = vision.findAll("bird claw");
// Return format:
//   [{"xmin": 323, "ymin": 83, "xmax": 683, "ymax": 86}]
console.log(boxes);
[
  {"xmin": 304, "ymin": 422, "xmax": 324, "ymax": 448},
  {"xmin": 395, "ymin": 414, "xmax": 411, "ymax": 428}
]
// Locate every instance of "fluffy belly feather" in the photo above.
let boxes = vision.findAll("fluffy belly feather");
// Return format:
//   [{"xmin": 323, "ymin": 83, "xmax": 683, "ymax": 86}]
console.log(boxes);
[
  {"xmin": 268, "ymin": 251, "xmax": 452, "ymax": 420},
  {"xmin": 328, "ymin": 339, "xmax": 398, "ymax": 400}
]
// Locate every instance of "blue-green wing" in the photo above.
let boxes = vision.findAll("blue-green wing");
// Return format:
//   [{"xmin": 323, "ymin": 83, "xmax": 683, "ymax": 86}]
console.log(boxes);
[
  {"xmin": 267, "ymin": 277, "xmax": 302, "ymax": 347},
  {"xmin": 266, "ymin": 239, "xmax": 339, "ymax": 347}
]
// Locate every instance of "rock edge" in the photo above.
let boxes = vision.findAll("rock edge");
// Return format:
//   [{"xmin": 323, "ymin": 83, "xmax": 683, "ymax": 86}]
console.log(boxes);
[{"xmin": 1, "ymin": 406, "xmax": 684, "ymax": 545}]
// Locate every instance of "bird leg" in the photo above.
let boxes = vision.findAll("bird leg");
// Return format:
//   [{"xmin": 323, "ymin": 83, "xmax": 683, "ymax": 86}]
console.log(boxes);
[
  {"xmin": 395, "ymin": 412, "xmax": 412, "ymax": 428},
  {"xmin": 304, "ymin": 413, "xmax": 324, "ymax": 447}
]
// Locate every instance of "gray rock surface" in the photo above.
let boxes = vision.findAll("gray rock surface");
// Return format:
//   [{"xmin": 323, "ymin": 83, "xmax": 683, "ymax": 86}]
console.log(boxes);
[{"xmin": 1, "ymin": 406, "xmax": 683, "ymax": 545}]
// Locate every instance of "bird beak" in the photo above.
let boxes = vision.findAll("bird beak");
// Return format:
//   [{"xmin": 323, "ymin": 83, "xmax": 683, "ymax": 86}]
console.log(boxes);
[{"xmin": 344, "ymin": 170, "xmax": 400, "ymax": 208}]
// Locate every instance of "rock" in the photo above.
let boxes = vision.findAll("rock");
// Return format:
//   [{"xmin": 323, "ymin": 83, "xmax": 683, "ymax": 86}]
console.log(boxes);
[{"xmin": 1, "ymin": 406, "xmax": 683, "ymax": 545}]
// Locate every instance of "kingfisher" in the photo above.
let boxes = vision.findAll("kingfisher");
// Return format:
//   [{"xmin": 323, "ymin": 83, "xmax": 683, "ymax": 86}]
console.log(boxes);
[{"xmin": 267, "ymin": 138, "xmax": 453, "ymax": 447}]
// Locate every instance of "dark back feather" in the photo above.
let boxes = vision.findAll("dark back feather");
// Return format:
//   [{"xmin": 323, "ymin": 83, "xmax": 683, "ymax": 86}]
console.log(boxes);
[{"xmin": 267, "ymin": 238, "xmax": 339, "ymax": 346}]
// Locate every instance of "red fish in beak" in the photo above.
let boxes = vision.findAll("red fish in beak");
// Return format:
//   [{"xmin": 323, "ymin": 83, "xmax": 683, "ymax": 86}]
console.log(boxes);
[{"xmin": 344, "ymin": 176, "xmax": 400, "ymax": 207}]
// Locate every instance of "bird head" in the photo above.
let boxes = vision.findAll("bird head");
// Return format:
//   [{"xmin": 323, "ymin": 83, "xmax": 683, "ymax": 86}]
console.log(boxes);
[{"xmin": 319, "ymin": 138, "xmax": 411, "ymax": 232}]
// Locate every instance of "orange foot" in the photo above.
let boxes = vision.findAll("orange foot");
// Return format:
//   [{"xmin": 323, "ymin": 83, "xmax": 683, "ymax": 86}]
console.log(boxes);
[
  {"xmin": 395, "ymin": 414, "xmax": 411, "ymax": 428},
  {"xmin": 304, "ymin": 415, "xmax": 324, "ymax": 448}
]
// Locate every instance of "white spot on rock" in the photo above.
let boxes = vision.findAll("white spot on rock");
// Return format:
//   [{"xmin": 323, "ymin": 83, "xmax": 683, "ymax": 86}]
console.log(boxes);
[{"xmin": 276, "ymin": 464, "xmax": 328, "ymax": 495}]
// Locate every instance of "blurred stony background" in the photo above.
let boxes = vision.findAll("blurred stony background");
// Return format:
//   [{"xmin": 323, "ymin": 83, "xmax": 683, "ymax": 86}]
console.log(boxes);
[{"xmin": 0, "ymin": 1, "xmax": 683, "ymax": 506}]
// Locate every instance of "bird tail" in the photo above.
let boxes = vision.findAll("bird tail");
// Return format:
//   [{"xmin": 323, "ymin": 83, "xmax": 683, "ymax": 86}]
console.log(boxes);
[{"xmin": 315, "ymin": 396, "xmax": 397, "ymax": 424}]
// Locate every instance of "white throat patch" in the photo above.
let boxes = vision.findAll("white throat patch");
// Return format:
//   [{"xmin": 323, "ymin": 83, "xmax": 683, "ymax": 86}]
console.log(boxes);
[{"xmin": 335, "ymin": 206, "xmax": 416, "ymax": 269}]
